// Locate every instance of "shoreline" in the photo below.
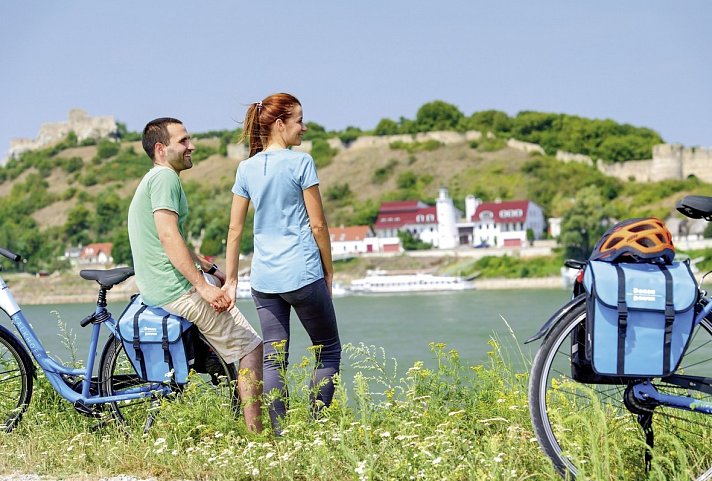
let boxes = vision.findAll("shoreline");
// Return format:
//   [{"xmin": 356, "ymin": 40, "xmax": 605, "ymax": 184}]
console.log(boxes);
[{"xmin": 5, "ymin": 273, "xmax": 567, "ymax": 306}]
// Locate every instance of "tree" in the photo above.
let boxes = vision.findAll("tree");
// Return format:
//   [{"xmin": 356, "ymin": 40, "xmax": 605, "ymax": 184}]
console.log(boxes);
[
  {"xmin": 93, "ymin": 192, "xmax": 123, "ymax": 236},
  {"xmin": 111, "ymin": 229, "xmax": 132, "ymax": 266},
  {"xmin": 374, "ymin": 118, "xmax": 399, "ymax": 136},
  {"xmin": 415, "ymin": 101, "xmax": 464, "ymax": 132},
  {"xmin": 559, "ymin": 186, "xmax": 611, "ymax": 260},
  {"xmin": 338, "ymin": 126, "xmax": 362, "ymax": 146},
  {"xmin": 303, "ymin": 122, "xmax": 327, "ymax": 141},
  {"xmin": 397, "ymin": 230, "xmax": 432, "ymax": 250},
  {"xmin": 64, "ymin": 204, "xmax": 92, "ymax": 245},
  {"xmin": 467, "ymin": 110, "xmax": 512, "ymax": 134}
]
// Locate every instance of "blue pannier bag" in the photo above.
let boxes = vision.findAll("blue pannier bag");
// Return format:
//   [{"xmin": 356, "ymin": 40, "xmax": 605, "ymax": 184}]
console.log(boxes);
[
  {"xmin": 116, "ymin": 294, "xmax": 196, "ymax": 384},
  {"xmin": 583, "ymin": 260, "xmax": 698, "ymax": 377}
]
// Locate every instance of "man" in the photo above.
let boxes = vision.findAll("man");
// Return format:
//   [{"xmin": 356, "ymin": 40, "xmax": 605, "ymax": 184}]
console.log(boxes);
[{"xmin": 128, "ymin": 117, "xmax": 263, "ymax": 432}]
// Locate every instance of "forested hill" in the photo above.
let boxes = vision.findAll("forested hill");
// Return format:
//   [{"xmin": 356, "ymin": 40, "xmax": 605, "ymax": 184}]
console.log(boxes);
[{"xmin": 1, "ymin": 102, "xmax": 710, "ymax": 272}]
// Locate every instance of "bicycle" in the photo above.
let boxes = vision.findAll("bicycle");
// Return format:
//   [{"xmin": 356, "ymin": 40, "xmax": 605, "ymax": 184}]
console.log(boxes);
[
  {"xmin": 527, "ymin": 195, "xmax": 712, "ymax": 480},
  {"xmin": 0, "ymin": 247, "xmax": 238, "ymax": 433}
]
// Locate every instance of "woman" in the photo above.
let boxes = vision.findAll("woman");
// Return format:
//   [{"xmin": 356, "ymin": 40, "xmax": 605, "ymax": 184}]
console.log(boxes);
[{"xmin": 224, "ymin": 93, "xmax": 341, "ymax": 432}]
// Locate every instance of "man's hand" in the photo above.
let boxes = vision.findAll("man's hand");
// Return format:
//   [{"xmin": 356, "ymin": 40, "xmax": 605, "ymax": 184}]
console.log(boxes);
[{"xmin": 197, "ymin": 283, "xmax": 231, "ymax": 312}]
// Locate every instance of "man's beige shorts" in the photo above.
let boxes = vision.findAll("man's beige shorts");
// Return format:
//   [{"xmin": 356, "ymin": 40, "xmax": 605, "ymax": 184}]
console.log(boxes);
[{"xmin": 163, "ymin": 288, "xmax": 262, "ymax": 365}]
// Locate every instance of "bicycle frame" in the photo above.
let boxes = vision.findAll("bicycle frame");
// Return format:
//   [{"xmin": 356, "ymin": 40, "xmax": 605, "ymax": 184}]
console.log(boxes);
[{"xmin": 0, "ymin": 274, "xmax": 171, "ymax": 407}]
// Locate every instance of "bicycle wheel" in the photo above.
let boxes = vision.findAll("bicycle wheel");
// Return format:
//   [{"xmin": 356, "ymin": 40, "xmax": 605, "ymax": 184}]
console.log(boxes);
[
  {"xmin": 98, "ymin": 333, "xmax": 238, "ymax": 431},
  {"xmin": 529, "ymin": 302, "xmax": 712, "ymax": 480},
  {"xmin": 0, "ymin": 327, "xmax": 33, "ymax": 432}
]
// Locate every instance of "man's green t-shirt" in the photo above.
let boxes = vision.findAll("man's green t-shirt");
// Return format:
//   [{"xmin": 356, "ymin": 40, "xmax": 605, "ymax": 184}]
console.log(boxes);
[{"xmin": 128, "ymin": 166, "xmax": 192, "ymax": 306}]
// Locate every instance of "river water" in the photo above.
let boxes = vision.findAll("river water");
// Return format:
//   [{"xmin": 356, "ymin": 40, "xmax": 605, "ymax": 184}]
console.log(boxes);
[{"xmin": 0, "ymin": 289, "xmax": 572, "ymax": 374}]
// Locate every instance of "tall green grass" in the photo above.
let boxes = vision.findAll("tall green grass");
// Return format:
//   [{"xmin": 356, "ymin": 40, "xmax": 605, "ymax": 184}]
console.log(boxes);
[{"xmin": 0, "ymin": 336, "xmax": 700, "ymax": 480}]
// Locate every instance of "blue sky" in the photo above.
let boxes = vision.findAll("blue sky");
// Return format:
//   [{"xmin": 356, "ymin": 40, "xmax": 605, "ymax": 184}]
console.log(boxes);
[{"xmin": 1, "ymin": 1, "xmax": 710, "ymax": 157}]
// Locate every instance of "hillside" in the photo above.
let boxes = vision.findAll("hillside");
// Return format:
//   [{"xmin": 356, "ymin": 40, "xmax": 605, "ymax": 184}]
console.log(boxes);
[{"xmin": 2, "ymin": 118, "xmax": 712, "ymax": 273}]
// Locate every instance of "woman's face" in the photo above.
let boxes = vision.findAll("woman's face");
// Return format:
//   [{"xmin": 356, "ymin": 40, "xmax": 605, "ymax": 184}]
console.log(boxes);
[{"xmin": 280, "ymin": 104, "xmax": 308, "ymax": 147}]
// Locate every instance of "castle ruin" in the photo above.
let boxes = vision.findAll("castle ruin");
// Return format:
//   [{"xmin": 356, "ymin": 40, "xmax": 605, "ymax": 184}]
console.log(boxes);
[{"xmin": 4, "ymin": 109, "xmax": 118, "ymax": 163}]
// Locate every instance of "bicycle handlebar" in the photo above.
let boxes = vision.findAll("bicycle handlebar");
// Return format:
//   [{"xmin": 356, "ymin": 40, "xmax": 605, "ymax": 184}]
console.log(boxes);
[{"xmin": 0, "ymin": 248, "xmax": 22, "ymax": 263}]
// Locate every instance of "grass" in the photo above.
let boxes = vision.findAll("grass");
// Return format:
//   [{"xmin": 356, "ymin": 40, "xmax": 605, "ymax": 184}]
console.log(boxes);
[{"xmin": 0, "ymin": 333, "xmax": 703, "ymax": 480}]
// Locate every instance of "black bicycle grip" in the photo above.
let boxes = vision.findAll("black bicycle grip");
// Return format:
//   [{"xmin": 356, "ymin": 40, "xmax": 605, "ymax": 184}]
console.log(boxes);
[
  {"xmin": 80, "ymin": 314, "xmax": 95, "ymax": 327},
  {"xmin": 0, "ymin": 248, "xmax": 22, "ymax": 263}
]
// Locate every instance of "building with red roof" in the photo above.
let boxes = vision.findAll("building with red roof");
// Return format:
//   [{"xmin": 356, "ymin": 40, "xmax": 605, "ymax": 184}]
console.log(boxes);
[
  {"xmin": 329, "ymin": 225, "xmax": 402, "ymax": 255},
  {"xmin": 374, "ymin": 188, "xmax": 461, "ymax": 248},
  {"xmin": 79, "ymin": 242, "xmax": 113, "ymax": 265},
  {"xmin": 470, "ymin": 199, "xmax": 545, "ymax": 248}
]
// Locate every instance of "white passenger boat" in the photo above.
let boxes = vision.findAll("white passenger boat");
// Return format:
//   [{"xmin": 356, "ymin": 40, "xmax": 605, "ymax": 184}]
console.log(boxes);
[
  {"xmin": 350, "ymin": 269, "xmax": 475, "ymax": 294},
  {"xmin": 235, "ymin": 277, "xmax": 349, "ymax": 298}
]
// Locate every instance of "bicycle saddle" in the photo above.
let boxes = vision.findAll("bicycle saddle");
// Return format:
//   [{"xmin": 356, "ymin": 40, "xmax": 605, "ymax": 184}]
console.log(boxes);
[
  {"xmin": 677, "ymin": 195, "xmax": 712, "ymax": 220},
  {"xmin": 80, "ymin": 267, "xmax": 135, "ymax": 288}
]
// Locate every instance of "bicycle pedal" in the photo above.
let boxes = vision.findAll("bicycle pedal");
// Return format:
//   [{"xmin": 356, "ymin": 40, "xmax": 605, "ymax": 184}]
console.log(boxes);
[{"xmin": 72, "ymin": 400, "xmax": 104, "ymax": 418}]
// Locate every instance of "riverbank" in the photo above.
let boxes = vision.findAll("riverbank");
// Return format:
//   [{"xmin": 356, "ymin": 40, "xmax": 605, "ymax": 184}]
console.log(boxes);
[{"xmin": 3, "ymin": 271, "xmax": 567, "ymax": 306}]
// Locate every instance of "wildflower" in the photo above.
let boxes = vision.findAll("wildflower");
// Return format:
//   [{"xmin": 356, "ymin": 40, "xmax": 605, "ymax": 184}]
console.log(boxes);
[
  {"xmin": 493, "ymin": 452, "xmax": 505, "ymax": 463},
  {"xmin": 432, "ymin": 457, "xmax": 442, "ymax": 465},
  {"xmin": 380, "ymin": 431, "xmax": 391, "ymax": 438},
  {"xmin": 153, "ymin": 438, "xmax": 167, "ymax": 446}
]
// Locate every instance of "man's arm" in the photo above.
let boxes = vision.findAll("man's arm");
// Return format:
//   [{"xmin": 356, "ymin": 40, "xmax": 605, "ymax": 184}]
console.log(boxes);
[{"xmin": 153, "ymin": 209, "xmax": 229, "ymax": 311}]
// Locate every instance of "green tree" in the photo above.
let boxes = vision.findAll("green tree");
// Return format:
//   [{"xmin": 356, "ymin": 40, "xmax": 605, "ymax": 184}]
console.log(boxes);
[
  {"xmin": 467, "ymin": 110, "xmax": 512, "ymax": 134},
  {"xmin": 559, "ymin": 186, "xmax": 611, "ymax": 259},
  {"xmin": 200, "ymin": 218, "xmax": 228, "ymax": 257},
  {"xmin": 397, "ymin": 230, "xmax": 432, "ymax": 250},
  {"xmin": 93, "ymin": 191, "xmax": 124, "ymax": 236},
  {"xmin": 324, "ymin": 182, "xmax": 352, "ymax": 202},
  {"xmin": 93, "ymin": 139, "xmax": 120, "ymax": 161},
  {"xmin": 311, "ymin": 139, "xmax": 338, "ymax": 169},
  {"xmin": 111, "ymin": 229, "xmax": 132, "ymax": 266},
  {"xmin": 374, "ymin": 118, "xmax": 400, "ymax": 135},
  {"xmin": 415, "ymin": 100, "xmax": 464, "ymax": 132},
  {"xmin": 64, "ymin": 204, "xmax": 92, "ymax": 245},
  {"xmin": 303, "ymin": 122, "xmax": 328, "ymax": 141},
  {"xmin": 338, "ymin": 126, "xmax": 362, "ymax": 146}
]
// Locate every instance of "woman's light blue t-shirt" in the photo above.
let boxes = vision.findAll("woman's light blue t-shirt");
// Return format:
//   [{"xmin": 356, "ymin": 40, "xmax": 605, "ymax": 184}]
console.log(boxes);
[{"xmin": 232, "ymin": 149, "xmax": 323, "ymax": 293}]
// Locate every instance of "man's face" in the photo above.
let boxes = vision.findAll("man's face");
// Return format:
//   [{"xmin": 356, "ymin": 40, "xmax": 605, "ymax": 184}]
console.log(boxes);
[{"xmin": 162, "ymin": 123, "xmax": 195, "ymax": 172}]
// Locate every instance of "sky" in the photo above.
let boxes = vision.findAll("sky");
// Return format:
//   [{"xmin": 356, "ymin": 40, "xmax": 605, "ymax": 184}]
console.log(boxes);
[{"xmin": 1, "ymin": 1, "xmax": 710, "ymax": 159}]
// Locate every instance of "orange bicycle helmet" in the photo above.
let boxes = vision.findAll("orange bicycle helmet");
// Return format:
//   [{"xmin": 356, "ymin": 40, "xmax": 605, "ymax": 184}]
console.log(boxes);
[{"xmin": 590, "ymin": 217, "xmax": 675, "ymax": 264}]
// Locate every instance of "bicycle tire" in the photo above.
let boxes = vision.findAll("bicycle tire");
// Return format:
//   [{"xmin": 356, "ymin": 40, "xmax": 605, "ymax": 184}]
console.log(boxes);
[
  {"xmin": 0, "ymin": 326, "xmax": 34, "ymax": 432},
  {"xmin": 529, "ymin": 302, "xmax": 712, "ymax": 480},
  {"xmin": 98, "ymin": 332, "xmax": 238, "ymax": 431}
]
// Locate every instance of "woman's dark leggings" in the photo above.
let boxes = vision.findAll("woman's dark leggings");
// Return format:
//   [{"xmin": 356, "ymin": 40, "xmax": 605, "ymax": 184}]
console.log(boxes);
[{"xmin": 251, "ymin": 278, "xmax": 341, "ymax": 431}]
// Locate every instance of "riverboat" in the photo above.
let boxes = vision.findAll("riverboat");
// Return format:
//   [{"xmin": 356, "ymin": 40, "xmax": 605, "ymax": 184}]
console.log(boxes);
[
  {"xmin": 235, "ymin": 276, "xmax": 349, "ymax": 298},
  {"xmin": 350, "ymin": 269, "xmax": 475, "ymax": 294}
]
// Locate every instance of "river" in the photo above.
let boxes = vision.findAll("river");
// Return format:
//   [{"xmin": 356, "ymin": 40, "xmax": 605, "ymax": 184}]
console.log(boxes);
[{"xmin": 0, "ymin": 289, "xmax": 571, "ymax": 374}]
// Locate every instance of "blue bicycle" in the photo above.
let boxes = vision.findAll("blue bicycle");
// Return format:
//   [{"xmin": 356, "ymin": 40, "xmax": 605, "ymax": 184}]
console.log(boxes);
[
  {"xmin": 0, "ymin": 247, "xmax": 238, "ymax": 432},
  {"xmin": 527, "ymin": 196, "xmax": 712, "ymax": 480}
]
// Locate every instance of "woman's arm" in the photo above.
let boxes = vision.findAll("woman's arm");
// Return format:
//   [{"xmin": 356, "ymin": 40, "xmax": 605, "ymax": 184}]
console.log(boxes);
[
  {"xmin": 304, "ymin": 184, "xmax": 333, "ymax": 295},
  {"xmin": 224, "ymin": 194, "xmax": 250, "ymax": 306}
]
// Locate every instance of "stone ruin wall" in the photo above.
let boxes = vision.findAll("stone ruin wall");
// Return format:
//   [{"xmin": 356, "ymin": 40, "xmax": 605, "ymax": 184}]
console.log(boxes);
[
  {"xmin": 229, "ymin": 130, "xmax": 712, "ymax": 184},
  {"xmin": 7, "ymin": 110, "xmax": 710, "ymax": 186},
  {"xmin": 5, "ymin": 109, "xmax": 117, "ymax": 162},
  {"xmin": 556, "ymin": 143, "xmax": 712, "ymax": 184},
  {"xmin": 228, "ymin": 130, "xmax": 485, "ymax": 160}
]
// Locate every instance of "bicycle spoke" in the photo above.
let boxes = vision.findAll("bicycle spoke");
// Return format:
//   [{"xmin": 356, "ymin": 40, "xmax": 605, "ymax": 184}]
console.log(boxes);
[{"xmin": 530, "ymin": 304, "xmax": 712, "ymax": 480}]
